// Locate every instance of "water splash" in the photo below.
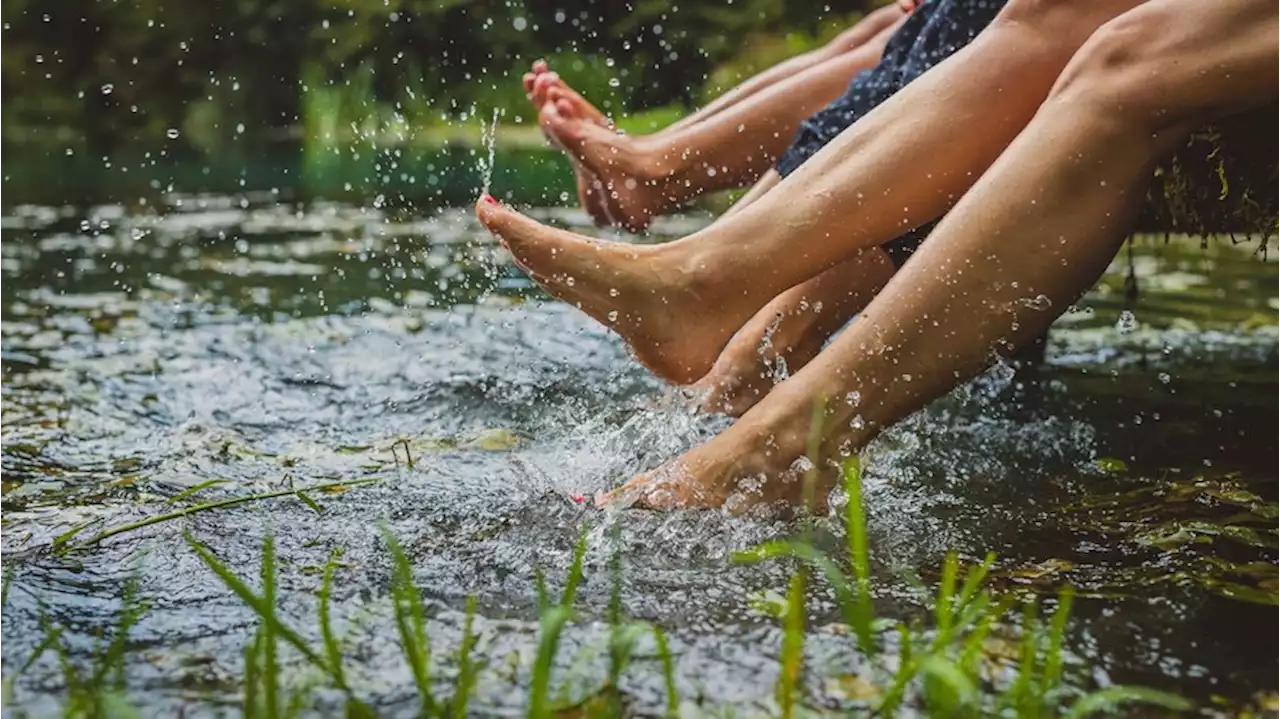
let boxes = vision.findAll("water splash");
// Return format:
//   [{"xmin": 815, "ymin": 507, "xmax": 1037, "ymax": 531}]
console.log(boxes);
[{"xmin": 478, "ymin": 108, "xmax": 501, "ymax": 195}]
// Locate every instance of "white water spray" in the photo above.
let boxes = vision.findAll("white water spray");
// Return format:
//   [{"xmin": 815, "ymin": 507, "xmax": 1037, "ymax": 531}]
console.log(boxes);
[{"xmin": 479, "ymin": 108, "xmax": 501, "ymax": 195}]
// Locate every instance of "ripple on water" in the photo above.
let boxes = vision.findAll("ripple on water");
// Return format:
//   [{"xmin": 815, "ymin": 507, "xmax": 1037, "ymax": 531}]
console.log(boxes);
[{"xmin": 2, "ymin": 199, "xmax": 1276, "ymax": 713}]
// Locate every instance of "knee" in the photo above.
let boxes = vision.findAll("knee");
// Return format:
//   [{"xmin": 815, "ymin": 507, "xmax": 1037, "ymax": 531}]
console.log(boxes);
[
  {"xmin": 992, "ymin": 0, "xmax": 1132, "ymax": 57},
  {"xmin": 1048, "ymin": 11, "xmax": 1178, "ymax": 130}
]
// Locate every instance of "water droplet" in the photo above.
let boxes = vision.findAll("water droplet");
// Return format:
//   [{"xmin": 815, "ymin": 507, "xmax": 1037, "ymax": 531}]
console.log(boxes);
[
  {"xmin": 512, "ymin": 16, "xmax": 527, "ymax": 31},
  {"xmin": 1115, "ymin": 310, "xmax": 1137, "ymax": 333},
  {"xmin": 166, "ymin": 128, "xmax": 180, "ymax": 139},
  {"xmin": 100, "ymin": 83, "xmax": 114, "ymax": 95},
  {"xmin": 608, "ymin": 288, "xmax": 619, "ymax": 297},
  {"xmin": 607, "ymin": 310, "xmax": 618, "ymax": 322}
]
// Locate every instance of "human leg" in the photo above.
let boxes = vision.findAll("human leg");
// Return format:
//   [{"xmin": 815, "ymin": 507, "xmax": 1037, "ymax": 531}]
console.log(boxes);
[
  {"xmin": 522, "ymin": 6, "xmax": 907, "ymax": 228},
  {"xmin": 521, "ymin": 3, "xmax": 907, "ymax": 133},
  {"xmin": 536, "ymin": 24, "xmax": 899, "ymax": 230},
  {"xmin": 693, "ymin": 247, "xmax": 897, "ymax": 417},
  {"xmin": 601, "ymin": 0, "xmax": 1279, "ymax": 510},
  {"xmin": 478, "ymin": 0, "xmax": 1141, "ymax": 383}
]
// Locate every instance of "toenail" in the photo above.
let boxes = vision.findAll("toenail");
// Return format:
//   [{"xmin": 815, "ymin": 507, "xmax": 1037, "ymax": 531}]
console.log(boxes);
[{"xmin": 481, "ymin": 193, "xmax": 498, "ymax": 205}]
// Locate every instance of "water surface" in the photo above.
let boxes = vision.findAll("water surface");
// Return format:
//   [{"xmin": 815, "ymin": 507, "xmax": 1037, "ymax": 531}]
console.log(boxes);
[{"xmin": 2, "ymin": 192, "xmax": 1276, "ymax": 715}]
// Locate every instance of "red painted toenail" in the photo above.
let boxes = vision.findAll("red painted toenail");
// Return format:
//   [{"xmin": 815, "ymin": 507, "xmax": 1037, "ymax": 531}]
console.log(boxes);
[
  {"xmin": 481, "ymin": 194, "xmax": 498, "ymax": 205},
  {"xmin": 569, "ymin": 493, "xmax": 585, "ymax": 504}
]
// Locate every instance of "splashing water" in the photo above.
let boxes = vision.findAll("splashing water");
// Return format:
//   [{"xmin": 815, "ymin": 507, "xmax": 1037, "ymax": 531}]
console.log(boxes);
[{"xmin": 478, "ymin": 107, "xmax": 501, "ymax": 195}]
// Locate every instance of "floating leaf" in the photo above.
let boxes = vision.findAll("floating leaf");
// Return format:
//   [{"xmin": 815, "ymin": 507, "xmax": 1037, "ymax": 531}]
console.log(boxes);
[
  {"xmin": 464, "ymin": 428, "xmax": 523, "ymax": 451},
  {"xmin": 824, "ymin": 675, "xmax": 882, "ymax": 703},
  {"xmin": 1000, "ymin": 558, "xmax": 1074, "ymax": 584},
  {"xmin": 1092, "ymin": 458, "xmax": 1129, "ymax": 474}
]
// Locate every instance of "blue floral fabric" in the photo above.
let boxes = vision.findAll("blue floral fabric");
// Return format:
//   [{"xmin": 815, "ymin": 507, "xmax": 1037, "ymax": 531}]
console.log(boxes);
[{"xmin": 776, "ymin": 0, "xmax": 1007, "ymax": 265}]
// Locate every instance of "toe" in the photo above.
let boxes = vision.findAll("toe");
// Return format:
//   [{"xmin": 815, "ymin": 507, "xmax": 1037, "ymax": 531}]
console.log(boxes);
[
  {"xmin": 532, "ymin": 59, "xmax": 549, "ymax": 74},
  {"xmin": 597, "ymin": 474, "xmax": 662, "ymax": 509},
  {"xmin": 532, "ymin": 73, "xmax": 560, "ymax": 107},
  {"xmin": 522, "ymin": 72, "xmax": 536, "ymax": 96}
]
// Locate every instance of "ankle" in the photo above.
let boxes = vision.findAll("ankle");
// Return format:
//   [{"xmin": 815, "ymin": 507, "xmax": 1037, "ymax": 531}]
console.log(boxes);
[{"xmin": 630, "ymin": 135, "xmax": 690, "ymax": 186}]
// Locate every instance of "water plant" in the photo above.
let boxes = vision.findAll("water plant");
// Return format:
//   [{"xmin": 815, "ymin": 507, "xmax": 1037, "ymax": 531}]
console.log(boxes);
[
  {"xmin": 5, "ymin": 462, "xmax": 1198, "ymax": 717},
  {"xmin": 735, "ymin": 457, "xmax": 1192, "ymax": 717}
]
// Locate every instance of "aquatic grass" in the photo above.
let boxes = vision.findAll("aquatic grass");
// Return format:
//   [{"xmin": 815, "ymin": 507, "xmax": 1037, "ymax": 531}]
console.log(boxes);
[
  {"xmin": 777, "ymin": 571, "xmax": 807, "ymax": 719},
  {"xmin": 318, "ymin": 549, "xmax": 346, "ymax": 690},
  {"xmin": 165, "ymin": 479, "xmax": 229, "ymax": 504},
  {"xmin": 23, "ymin": 579, "xmax": 147, "ymax": 718},
  {"xmin": 381, "ymin": 525, "xmax": 440, "ymax": 717},
  {"xmin": 653, "ymin": 626, "xmax": 679, "ymax": 718},
  {"xmin": 452, "ymin": 596, "xmax": 482, "ymax": 719},
  {"xmin": 187, "ymin": 531, "xmax": 382, "ymax": 717},
  {"xmin": 528, "ymin": 530, "xmax": 587, "ymax": 719},
  {"xmin": 738, "ymin": 455, "xmax": 1191, "ymax": 718},
  {"xmin": 2, "ymin": 506, "xmax": 1187, "ymax": 711},
  {"xmin": 842, "ymin": 457, "xmax": 878, "ymax": 657},
  {"xmin": 62, "ymin": 478, "xmax": 380, "ymax": 550},
  {"xmin": 11, "ymin": 477, "xmax": 1191, "ymax": 718},
  {"xmin": 262, "ymin": 536, "xmax": 280, "ymax": 719}
]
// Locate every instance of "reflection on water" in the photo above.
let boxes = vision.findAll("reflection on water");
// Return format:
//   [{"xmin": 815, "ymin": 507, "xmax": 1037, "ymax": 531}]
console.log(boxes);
[{"xmin": 1, "ymin": 191, "xmax": 1276, "ymax": 715}]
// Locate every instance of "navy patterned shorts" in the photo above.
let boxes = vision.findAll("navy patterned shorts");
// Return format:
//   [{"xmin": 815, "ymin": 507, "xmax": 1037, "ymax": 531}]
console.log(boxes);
[{"xmin": 775, "ymin": 0, "xmax": 1007, "ymax": 265}]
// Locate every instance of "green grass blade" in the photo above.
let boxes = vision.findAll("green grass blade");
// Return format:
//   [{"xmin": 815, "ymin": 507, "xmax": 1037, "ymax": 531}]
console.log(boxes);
[
  {"xmin": 735, "ymin": 540, "xmax": 860, "ymax": 637},
  {"xmin": 934, "ymin": 551, "xmax": 959, "ymax": 648},
  {"xmin": 262, "ymin": 535, "xmax": 280, "ymax": 719},
  {"xmin": 295, "ymin": 491, "xmax": 324, "ymax": 515},
  {"xmin": 453, "ymin": 595, "xmax": 481, "ymax": 719},
  {"xmin": 652, "ymin": 625, "xmax": 679, "ymax": 717},
  {"xmin": 51, "ymin": 520, "xmax": 99, "ymax": 552},
  {"xmin": 78, "ymin": 478, "xmax": 379, "ymax": 548},
  {"xmin": 919, "ymin": 655, "xmax": 979, "ymax": 717},
  {"xmin": 184, "ymin": 533, "xmax": 331, "ymax": 676},
  {"xmin": 244, "ymin": 629, "xmax": 263, "ymax": 717},
  {"xmin": 1000, "ymin": 599, "xmax": 1040, "ymax": 716},
  {"xmin": 13, "ymin": 623, "xmax": 64, "ymax": 684},
  {"xmin": 559, "ymin": 529, "xmax": 588, "ymax": 609},
  {"xmin": 534, "ymin": 567, "xmax": 549, "ymax": 615},
  {"xmin": 1063, "ymin": 686, "xmax": 1191, "ymax": 718},
  {"xmin": 801, "ymin": 395, "xmax": 826, "ymax": 516},
  {"xmin": 1, "ymin": 569, "xmax": 11, "ymax": 607},
  {"xmin": 1042, "ymin": 585, "xmax": 1075, "ymax": 703},
  {"xmin": 607, "ymin": 529, "xmax": 627, "ymax": 713},
  {"xmin": 956, "ymin": 552, "xmax": 996, "ymax": 611},
  {"xmin": 167, "ymin": 479, "xmax": 229, "ymax": 504},
  {"xmin": 959, "ymin": 593, "xmax": 1013, "ymax": 676},
  {"xmin": 529, "ymin": 605, "xmax": 572, "ymax": 719},
  {"xmin": 877, "ymin": 622, "xmax": 915, "ymax": 715},
  {"xmin": 319, "ymin": 548, "xmax": 346, "ymax": 690},
  {"xmin": 97, "ymin": 575, "xmax": 146, "ymax": 689},
  {"xmin": 842, "ymin": 457, "xmax": 878, "ymax": 656},
  {"xmin": 380, "ymin": 526, "xmax": 437, "ymax": 716},
  {"xmin": 777, "ymin": 571, "xmax": 806, "ymax": 719}
]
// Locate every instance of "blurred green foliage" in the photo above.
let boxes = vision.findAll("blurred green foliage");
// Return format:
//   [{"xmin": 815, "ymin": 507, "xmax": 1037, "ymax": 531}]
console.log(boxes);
[{"xmin": 2, "ymin": 0, "xmax": 876, "ymax": 156}]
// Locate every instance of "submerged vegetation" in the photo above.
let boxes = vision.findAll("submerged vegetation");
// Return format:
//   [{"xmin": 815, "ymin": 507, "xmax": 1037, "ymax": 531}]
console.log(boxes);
[{"xmin": 3, "ymin": 459, "xmax": 1201, "ymax": 718}]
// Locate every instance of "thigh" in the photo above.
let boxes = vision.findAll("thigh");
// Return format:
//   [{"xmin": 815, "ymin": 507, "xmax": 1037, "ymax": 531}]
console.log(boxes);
[{"xmin": 1066, "ymin": 0, "xmax": 1279, "ymax": 125}]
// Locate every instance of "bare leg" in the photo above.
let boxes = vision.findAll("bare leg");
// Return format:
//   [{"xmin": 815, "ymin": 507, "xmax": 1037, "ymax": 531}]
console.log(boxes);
[
  {"xmin": 477, "ymin": 0, "xmax": 1141, "ymax": 383},
  {"xmin": 538, "ymin": 26, "xmax": 898, "ymax": 231},
  {"xmin": 694, "ymin": 249, "xmax": 896, "ymax": 416},
  {"xmin": 602, "ymin": 0, "xmax": 1279, "ymax": 510},
  {"xmin": 521, "ymin": 4, "xmax": 906, "ymax": 134}
]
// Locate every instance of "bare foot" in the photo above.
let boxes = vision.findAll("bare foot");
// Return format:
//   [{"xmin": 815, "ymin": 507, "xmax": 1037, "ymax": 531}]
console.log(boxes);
[
  {"xmin": 693, "ymin": 329, "xmax": 826, "ymax": 417},
  {"xmin": 522, "ymin": 63, "xmax": 616, "ymax": 226},
  {"xmin": 598, "ymin": 391, "xmax": 835, "ymax": 512},
  {"xmin": 539, "ymin": 99, "xmax": 674, "ymax": 233},
  {"xmin": 534, "ymin": 73, "xmax": 611, "ymax": 128},
  {"xmin": 475, "ymin": 197, "xmax": 751, "ymax": 383}
]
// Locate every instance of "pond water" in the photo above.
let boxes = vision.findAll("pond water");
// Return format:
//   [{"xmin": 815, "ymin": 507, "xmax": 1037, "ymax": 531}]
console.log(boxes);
[{"xmin": 1, "ymin": 178, "xmax": 1277, "ymax": 715}]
